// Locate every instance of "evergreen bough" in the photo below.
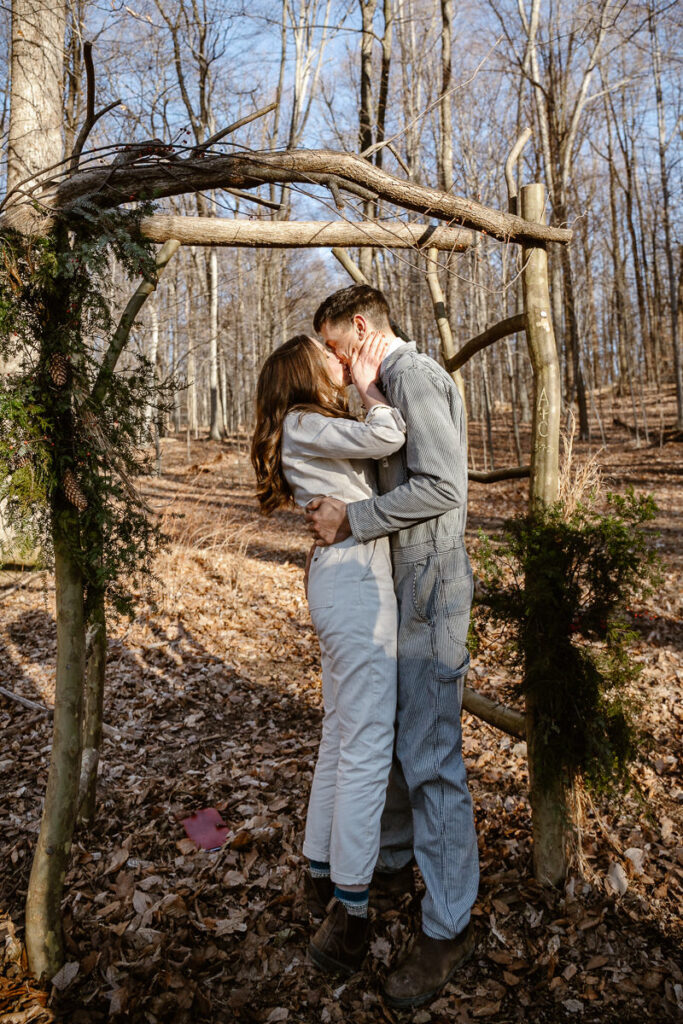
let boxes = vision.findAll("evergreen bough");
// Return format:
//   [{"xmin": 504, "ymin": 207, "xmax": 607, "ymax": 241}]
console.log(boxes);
[
  {"xmin": 0, "ymin": 203, "xmax": 171, "ymax": 615},
  {"xmin": 477, "ymin": 490, "xmax": 660, "ymax": 791}
]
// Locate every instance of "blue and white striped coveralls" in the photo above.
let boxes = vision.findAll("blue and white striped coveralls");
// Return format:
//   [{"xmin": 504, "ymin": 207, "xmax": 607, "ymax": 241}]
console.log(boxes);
[{"xmin": 347, "ymin": 342, "xmax": 479, "ymax": 940}]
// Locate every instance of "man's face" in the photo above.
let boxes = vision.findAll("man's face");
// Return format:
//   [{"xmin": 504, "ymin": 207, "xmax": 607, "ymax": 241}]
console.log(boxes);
[{"xmin": 319, "ymin": 317, "xmax": 362, "ymax": 365}]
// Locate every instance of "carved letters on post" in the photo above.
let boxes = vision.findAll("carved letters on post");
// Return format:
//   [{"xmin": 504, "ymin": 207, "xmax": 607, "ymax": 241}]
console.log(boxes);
[{"xmin": 536, "ymin": 385, "xmax": 550, "ymax": 454}]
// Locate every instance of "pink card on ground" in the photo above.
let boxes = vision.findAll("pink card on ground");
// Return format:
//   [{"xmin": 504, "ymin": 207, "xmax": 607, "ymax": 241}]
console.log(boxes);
[{"xmin": 181, "ymin": 808, "xmax": 230, "ymax": 850}]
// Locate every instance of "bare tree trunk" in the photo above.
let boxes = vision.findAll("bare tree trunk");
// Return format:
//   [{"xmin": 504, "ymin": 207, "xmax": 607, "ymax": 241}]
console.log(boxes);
[
  {"xmin": 633, "ymin": 157, "xmax": 661, "ymax": 385},
  {"xmin": 78, "ymin": 598, "xmax": 105, "ymax": 824},
  {"xmin": 63, "ymin": 2, "xmax": 85, "ymax": 159},
  {"xmin": 208, "ymin": 245, "xmax": 222, "ymax": 440},
  {"xmin": 649, "ymin": 2, "xmax": 682, "ymax": 428},
  {"xmin": 505, "ymin": 339, "xmax": 523, "ymax": 463},
  {"xmin": 558, "ymin": 234, "xmax": 589, "ymax": 439},
  {"xmin": 481, "ymin": 350, "xmax": 495, "ymax": 470},
  {"xmin": 425, "ymin": 248, "xmax": 467, "ymax": 414},
  {"xmin": 7, "ymin": 0, "xmax": 66, "ymax": 196},
  {"xmin": 438, "ymin": 0, "xmax": 453, "ymax": 194},
  {"xmin": 25, "ymin": 508, "xmax": 84, "ymax": 979},
  {"xmin": 185, "ymin": 268, "xmax": 198, "ymax": 437},
  {"xmin": 521, "ymin": 182, "xmax": 569, "ymax": 887},
  {"xmin": 374, "ymin": 0, "xmax": 394, "ymax": 177},
  {"xmin": 145, "ymin": 298, "xmax": 159, "ymax": 435},
  {"xmin": 358, "ymin": 0, "xmax": 378, "ymax": 280}
]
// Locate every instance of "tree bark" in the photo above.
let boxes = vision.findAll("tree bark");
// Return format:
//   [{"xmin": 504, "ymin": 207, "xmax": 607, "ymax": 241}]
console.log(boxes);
[
  {"xmin": 208, "ymin": 245, "xmax": 222, "ymax": 441},
  {"xmin": 7, "ymin": 0, "xmax": 67, "ymax": 198},
  {"xmin": 425, "ymin": 248, "xmax": 467, "ymax": 410},
  {"xmin": 649, "ymin": 1, "xmax": 683, "ymax": 428},
  {"xmin": 78, "ymin": 603, "xmax": 105, "ymax": 823},
  {"xmin": 468, "ymin": 466, "xmax": 529, "ymax": 482},
  {"xmin": 16, "ymin": 150, "xmax": 572, "ymax": 246},
  {"xmin": 358, "ymin": 0, "xmax": 377, "ymax": 280},
  {"xmin": 520, "ymin": 182, "xmax": 569, "ymax": 887},
  {"xmin": 445, "ymin": 314, "xmax": 526, "ymax": 373},
  {"xmin": 140, "ymin": 216, "xmax": 473, "ymax": 250},
  {"xmin": 25, "ymin": 505, "xmax": 84, "ymax": 979},
  {"xmin": 374, "ymin": 0, "xmax": 394, "ymax": 176},
  {"xmin": 462, "ymin": 686, "xmax": 526, "ymax": 739}
]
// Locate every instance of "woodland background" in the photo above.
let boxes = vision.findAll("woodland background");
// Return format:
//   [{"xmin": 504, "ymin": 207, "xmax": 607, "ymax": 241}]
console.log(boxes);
[
  {"xmin": 0, "ymin": 0, "xmax": 682, "ymax": 1021},
  {"xmin": 0, "ymin": 0, "xmax": 679, "ymax": 445}
]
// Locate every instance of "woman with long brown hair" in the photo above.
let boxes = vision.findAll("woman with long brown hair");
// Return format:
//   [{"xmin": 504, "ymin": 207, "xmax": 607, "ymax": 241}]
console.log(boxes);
[{"xmin": 251, "ymin": 332, "xmax": 405, "ymax": 975}]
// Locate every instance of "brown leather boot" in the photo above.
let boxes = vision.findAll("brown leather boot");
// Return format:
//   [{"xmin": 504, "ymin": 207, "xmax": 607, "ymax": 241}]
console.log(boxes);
[
  {"xmin": 371, "ymin": 858, "xmax": 416, "ymax": 899},
  {"xmin": 383, "ymin": 925, "xmax": 475, "ymax": 1009},
  {"xmin": 303, "ymin": 872, "xmax": 333, "ymax": 920},
  {"xmin": 309, "ymin": 900, "xmax": 369, "ymax": 975}
]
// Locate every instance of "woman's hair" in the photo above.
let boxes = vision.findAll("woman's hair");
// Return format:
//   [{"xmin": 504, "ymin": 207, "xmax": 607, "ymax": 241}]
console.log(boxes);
[{"xmin": 251, "ymin": 334, "xmax": 348, "ymax": 514}]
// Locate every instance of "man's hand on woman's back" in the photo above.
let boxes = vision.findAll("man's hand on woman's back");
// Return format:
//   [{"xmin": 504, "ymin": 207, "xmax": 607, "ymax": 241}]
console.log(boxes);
[{"xmin": 306, "ymin": 496, "xmax": 351, "ymax": 545}]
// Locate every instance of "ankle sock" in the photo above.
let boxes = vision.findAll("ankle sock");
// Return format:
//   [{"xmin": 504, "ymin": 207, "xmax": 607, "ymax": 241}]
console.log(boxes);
[
  {"xmin": 334, "ymin": 885, "xmax": 369, "ymax": 918},
  {"xmin": 309, "ymin": 859, "xmax": 330, "ymax": 879}
]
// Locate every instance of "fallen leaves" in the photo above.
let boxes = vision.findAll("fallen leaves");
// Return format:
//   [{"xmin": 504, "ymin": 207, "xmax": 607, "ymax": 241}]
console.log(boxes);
[
  {"xmin": 1, "ymin": 433, "xmax": 681, "ymax": 1023},
  {"xmin": 606, "ymin": 861, "xmax": 629, "ymax": 895},
  {"xmin": 50, "ymin": 961, "xmax": 79, "ymax": 991}
]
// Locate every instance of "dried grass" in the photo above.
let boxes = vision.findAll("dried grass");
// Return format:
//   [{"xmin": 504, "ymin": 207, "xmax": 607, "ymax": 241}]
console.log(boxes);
[
  {"xmin": 156, "ymin": 480, "xmax": 257, "ymax": 613},
  {"xmin": 558, "ymin": 411, "xmax": 604, "ymax": 516}
]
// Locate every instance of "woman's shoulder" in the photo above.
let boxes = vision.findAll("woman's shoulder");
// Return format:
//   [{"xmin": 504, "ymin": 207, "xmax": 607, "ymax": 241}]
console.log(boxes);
[
  {"xmin": 284, "ymin": 408, "xmax": 322, "ymax": 426},
  {"xmin": 283, "ymin": 409, "xmax": 327, "ymax": 437}
]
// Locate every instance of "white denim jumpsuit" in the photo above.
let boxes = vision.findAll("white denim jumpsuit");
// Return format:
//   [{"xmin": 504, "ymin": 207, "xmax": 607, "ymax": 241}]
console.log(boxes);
[{"xmin": 281, "ymin": 404, "xmax": 406, "ymax": 886}]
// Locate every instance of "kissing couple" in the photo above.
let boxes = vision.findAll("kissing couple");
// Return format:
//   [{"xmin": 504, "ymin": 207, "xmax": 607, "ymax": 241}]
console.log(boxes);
[{"xmin": 251, "ymin": 284, "xmax": 478, "ymax": 1009}]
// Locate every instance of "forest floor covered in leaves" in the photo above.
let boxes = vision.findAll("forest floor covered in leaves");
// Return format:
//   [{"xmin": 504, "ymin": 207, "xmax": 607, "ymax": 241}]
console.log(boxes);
[{"xmin": 1, "ymin": 392, "xmax": 682, "ymax": 1024}]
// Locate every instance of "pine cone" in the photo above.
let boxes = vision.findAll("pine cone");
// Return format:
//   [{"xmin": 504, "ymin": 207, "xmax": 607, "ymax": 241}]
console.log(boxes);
[
  {"xmin": 49, "ymin": 352, "xmax": 69, "ymax": 387},
  {"xmin": 63, "ymin": 468, "xmax": 88, "ymax": 511}
]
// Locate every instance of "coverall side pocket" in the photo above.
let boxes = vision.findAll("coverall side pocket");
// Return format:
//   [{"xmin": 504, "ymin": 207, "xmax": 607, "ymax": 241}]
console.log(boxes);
[
  {"xmin": 411, "ymin": 557, "xmax": 435, "ymax": 622},
  {"xmin": 436, "ymin": 562, "xmax": 473, "ymax": 682},
  {"xmin": 307, "ymin": 549, "xmax": 339, "ymax": 611}
]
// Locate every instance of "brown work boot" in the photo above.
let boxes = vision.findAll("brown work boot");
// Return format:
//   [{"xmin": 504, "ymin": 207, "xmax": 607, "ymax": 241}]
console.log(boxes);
[
  {"xmin": 309, "ymin": 900, "xmax": 369, "ymax": 976},
  {"xmin": 371, "ymin": 858, "xmax": 416, "ymax": 898},
  {"xmin": 303, "ymin": 872, "xmax": 333, "ymax": 920},
  {"xmin": 383, "ymin": 925, "xmax": 475, "ymax": 1009}
]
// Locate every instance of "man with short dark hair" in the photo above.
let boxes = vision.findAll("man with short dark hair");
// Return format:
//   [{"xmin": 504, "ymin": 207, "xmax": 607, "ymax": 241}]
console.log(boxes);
[{"xmin": 307, "ymin": 284, "xmax": 478, "ymax": 1009}]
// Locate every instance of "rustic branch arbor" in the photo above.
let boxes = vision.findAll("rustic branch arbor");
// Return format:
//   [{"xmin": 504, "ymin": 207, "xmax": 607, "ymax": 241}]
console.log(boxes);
[{"xmin": 3, "ymin": 110, "xmax": 572, "ymax": 975}]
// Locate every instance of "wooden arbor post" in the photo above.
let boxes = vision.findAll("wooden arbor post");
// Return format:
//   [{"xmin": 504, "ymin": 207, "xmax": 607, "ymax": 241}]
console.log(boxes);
[{"xmin": 520, "ymin": 181, "xmax": 567, "ymax": 885}]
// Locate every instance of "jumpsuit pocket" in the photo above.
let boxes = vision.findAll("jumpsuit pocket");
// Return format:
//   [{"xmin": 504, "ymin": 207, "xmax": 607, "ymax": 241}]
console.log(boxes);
[
  {"xmin": 410, "ymin": 554, "xmax": 471, "ymax": 682},
  {"xmin": 307, "ymin": 547, "xmax": 339, "ymax": 611},
  {"xmin": 411, "ymin": 557, "xmax": 436, "ymax": 623},
  {"xmin": 358, "ymin": 539, "xmax": 378, "ymax": 580},
  {"xmin": 437, "ymin": 563, "xmax": 473, "ymax": 681}
]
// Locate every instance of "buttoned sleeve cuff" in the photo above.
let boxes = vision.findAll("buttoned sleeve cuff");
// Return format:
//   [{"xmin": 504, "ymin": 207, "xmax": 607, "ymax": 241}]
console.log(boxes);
[{"xmin": 364, "ymin": 404, "xmax": 406, "ymax": 434}]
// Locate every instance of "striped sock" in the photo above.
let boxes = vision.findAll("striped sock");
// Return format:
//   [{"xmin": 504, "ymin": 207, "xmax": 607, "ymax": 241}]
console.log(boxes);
[
  {"xmin": 334, "ymin": 885, "xmax": 369, "ymax": 918},
  {"xmin": 309, "ymin": 859, "xmax": 330, "ymax": 879}
]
